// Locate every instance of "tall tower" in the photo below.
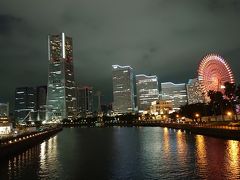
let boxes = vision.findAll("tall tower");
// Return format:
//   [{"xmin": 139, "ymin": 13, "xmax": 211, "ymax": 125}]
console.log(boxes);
[
  {"xmin": 46, "ymin": 33, "xmax": 76, "ymax": 120},
  {"xmin": 112, "ymin": 65, "xmax": 135, "ymax": 114},
  {"xmin": 136, "ymin": 74, "xmax": 159, "ymax": 112}
]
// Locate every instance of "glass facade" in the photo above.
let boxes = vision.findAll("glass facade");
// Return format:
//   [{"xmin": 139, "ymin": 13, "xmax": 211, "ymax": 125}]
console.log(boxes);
[
  {"xmin": 112, "ymin": 65, "xmax": 135, "ymax": 114},
  {"xmin": 76, "ymin": 86, "xmax": 93, "ymax": 115},
  {"xmin": 14, "ymin": 87, "xmax": 36, "ymax": 121},
  {"xmin": 161, "ymin": 82, "xmax": 187, "ymax": 111},
  {"xmin": 46, "ymin": 33, "xmax": 76, "ymax": 120},
  {"xmin": 136, "ymin": 74, "xmax": 159, "ymax": 112}
]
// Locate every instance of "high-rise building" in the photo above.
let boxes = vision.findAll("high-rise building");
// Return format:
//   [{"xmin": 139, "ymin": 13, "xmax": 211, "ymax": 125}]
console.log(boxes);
[
  {"xmin": 161, "ymin": 82, "xmax": 187, "ymax": 111},
  {"xmin": 76, "ymin": 86, "xmax": 93, "ymax": 115},
  {"xmin": 136, "ymin": 74, "xmax": 159, "ymax": 112},
  {"xmin": 46, "ymin": 33, "xmax": 76, "ymax": 120},
  {"xmin": 186, "ymin": 78, "xmax": 205, "ymax": 104},
  {"xmin": 14, "ymin": 87, "xmax": 37, "ymax": 121},
  {"xmin": 112, "ymin": 65, "xmax": 135, "ymax": 114},
  {"xmin": 36, "ymin": 86, "xmax": 47, "ymax": 109},
  {"xmin": 36, "ymin": 86, "xmax": 47, "ymax": 120},
  {"xmin": 0, "ymin": 103, "xmax": 9, "ymax": 118}
]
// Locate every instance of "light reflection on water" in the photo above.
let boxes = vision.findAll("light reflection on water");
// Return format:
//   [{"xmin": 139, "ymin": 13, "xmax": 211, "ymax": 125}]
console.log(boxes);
[
  {"xmin": 226, "ymin": 140, "xmax": 240, "ymax": 178},
  {"xmin": 0, "ymin": 127, "xmax": 239, "ymax": 179},
  {"xmin": 195, "ymin": 135, "xmax": 207, "ymax": 178}
]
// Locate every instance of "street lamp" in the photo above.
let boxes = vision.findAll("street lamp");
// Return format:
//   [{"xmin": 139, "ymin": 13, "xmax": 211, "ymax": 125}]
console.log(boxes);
[
  {"xmin": 195, "ymin": 113, "xmax": 200, "ymax": 118},
  {"xmin": 227, "ymin": 111, "xmax": 232, "ymax": 116}
]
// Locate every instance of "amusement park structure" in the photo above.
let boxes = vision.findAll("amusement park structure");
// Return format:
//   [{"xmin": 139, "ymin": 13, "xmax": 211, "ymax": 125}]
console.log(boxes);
[{"xmin": 198, "ymin": 54, "xmax": 235, "ymax": 100}]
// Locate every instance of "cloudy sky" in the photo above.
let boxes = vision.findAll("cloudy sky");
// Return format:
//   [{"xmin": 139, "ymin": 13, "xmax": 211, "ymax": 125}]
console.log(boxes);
[{"xmin": 0, "ymin": 0, "xmax": 240, "ymax": 108}]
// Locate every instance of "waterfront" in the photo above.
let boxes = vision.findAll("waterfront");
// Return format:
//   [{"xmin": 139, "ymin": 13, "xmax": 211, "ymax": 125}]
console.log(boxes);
[{"xmin": 0, "ymin": 127, "xmax": 240, "ymax": 179}]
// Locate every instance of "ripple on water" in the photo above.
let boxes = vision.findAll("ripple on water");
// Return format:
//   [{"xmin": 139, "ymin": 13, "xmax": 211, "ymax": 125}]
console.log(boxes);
[{"xmin": 1, "ymin": 127, "xmax": 240, "ymax": 179}]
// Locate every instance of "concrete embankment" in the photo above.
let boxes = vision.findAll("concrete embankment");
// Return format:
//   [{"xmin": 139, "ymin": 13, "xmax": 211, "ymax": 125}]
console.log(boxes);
[
  {"xmin": 104, "ymin": 121, "xmax": 240, "ymax": 140},
  {"xmin": 0, "ymin": 126, "xmax": 62, "ymax": 159},
  {"xmin": 62, "ymin": 121, "xmax": 240, "ymax": 140},
  {"xmin": 134, "ymin": 122, "xmax": 240, "ymax": 140}
]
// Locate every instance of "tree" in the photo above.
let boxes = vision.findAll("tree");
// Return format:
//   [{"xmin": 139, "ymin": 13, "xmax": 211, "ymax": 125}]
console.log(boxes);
[
  {"xmin": 208, "ymin": 90, "xmax": 224, "ymax": 121},
  {"xmin": 179, "ymin": 103, "xmax": 210, "ymax": 120},
  {"xmin": 224, "ymin": 82, "xmax": 237, "ymax": 120}
]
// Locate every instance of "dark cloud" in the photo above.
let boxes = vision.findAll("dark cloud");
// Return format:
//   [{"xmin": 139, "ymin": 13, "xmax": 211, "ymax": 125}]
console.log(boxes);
[
  {"xmin": 0, "ymin": 0, "xmax": 240, "ymax": 110},
  {"xmin": 0, "ymin": 14, "xmax": 22, "ymax": 35}
]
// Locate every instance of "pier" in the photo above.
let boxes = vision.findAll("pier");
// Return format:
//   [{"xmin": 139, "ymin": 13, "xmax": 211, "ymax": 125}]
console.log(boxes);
[{"xmin": 0, "ymin": 125, "xmax": 62, "ymax": 159}]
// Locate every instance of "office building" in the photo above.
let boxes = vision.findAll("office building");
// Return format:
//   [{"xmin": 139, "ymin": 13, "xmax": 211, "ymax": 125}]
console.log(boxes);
[
  {"xmin": 36, "ymin": 86, "xmax": 47, "ymax": 109},
  {"xmin": 136, "ymin": 74, "xmax": 159, "ymax": 112},
  {"xmin": 46, "ymin": 33, "xmax": 76, "ymax": 120},
  {"xmin": 161, "ymin": 82, "xmax": 187, "ymax": 111},
  {"xmin": 186, "ymin": 78, "xmax": 205, "ymax": 104},
  {"xmin": 76, "ymin": 86, "xmax": 93, "ymax": 115},
  {"xmin": 14, "ymin": 87, "xmax": 37, "ymax": 121},
  {"xmin": 112, "ymin": 65, "xmax": 135, "ymax": 114},
  {"xmin": 36, "ymin": 86, "xmax": 47, "ymax": 120}
]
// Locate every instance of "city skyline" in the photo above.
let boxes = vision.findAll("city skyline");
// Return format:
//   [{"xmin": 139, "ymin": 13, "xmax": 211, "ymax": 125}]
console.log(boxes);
[{"xmin": 1, "ymin": 0, "xmax": 240, "ymax": 109}]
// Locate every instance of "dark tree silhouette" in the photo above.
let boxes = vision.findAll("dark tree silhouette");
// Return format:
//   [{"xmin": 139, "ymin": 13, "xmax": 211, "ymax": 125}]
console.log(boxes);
[
  {"xmin": 224, "ymin": 82, "xmax": 237, "ymax": 120},
  {"xmin": 208, "ymin": 90, "xmax": 224, "ymax": 120}
]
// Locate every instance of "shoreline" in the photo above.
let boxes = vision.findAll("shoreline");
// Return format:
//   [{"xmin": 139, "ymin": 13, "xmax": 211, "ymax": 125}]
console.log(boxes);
[
  {"xmin": 0, "ymin": 126, "xmax": 62, "ymax": 160},
  {"xmin": 63, "ymin": 121, "xmax": 240, "ymax": 141}
]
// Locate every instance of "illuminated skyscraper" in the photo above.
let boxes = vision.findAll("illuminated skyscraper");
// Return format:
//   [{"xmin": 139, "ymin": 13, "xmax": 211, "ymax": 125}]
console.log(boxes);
[
  {"xmin": 14, "ymin": 87, "xmax": 36, "ymax": 121},
  {"xmin": 112, "ymin": 65, "xmax": 135, "ymax": 114},
  {"xmin": 186, "ymin": 78, "xmax": 205, "ymax": 104},
  {"xmin": 161, "ymin": 82, "xmax": 187, "ymax": 111},
  {"xmin": 136, "ymin": 74, "xmax": 159, "ymax": 112},
  {"xmin": 46, "ymin": 33, "xmax": 76, "ymax": 120}
]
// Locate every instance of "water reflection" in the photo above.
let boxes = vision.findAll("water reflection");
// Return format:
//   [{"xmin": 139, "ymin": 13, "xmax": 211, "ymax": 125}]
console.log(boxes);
[
  {"xmin": 195, "ymin": 135, "xmax": 207, "ymax": 177},
  {"xmin": 8, "ymin": 146, "xmax": 40, "ymax": 179},
  {"xmin": 176, "ymin": 130, "xmax": 187, "ymax": 160},
  {"xmin": 1, "ymin": 128, "xmax": 240, "ymax": 179},
  {"xmin": 162, "ymin": 127, "xmax": 170, "ymax": 159},
  {"xmin": 39, "ymin": 135, "xmax": 58, "ymax": 178},
  {"xmin": 226, "ymin": 140, "xmax": 240, "ymax": 178},
  {"xmin": 2, "ymin": 136, "xmax": 59, "ymax": 180}
]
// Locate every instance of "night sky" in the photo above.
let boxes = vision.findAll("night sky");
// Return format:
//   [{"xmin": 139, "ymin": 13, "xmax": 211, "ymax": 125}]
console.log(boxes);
[{"xmin": 1, "ymin": 0, "xmax": 240, "ymax": 110}]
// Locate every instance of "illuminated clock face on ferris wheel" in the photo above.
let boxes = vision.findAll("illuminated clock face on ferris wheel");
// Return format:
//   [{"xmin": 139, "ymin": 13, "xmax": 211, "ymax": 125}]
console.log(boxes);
[{"xmin": 198, "ymin": 54, "xmax": 235, "ymax": 95}]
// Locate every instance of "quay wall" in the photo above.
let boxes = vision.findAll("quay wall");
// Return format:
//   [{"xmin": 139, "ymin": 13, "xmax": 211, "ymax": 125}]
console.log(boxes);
[
  {"xmin": 63, "ymin": 121, "xmax": 240, "ymax": 141},
  {"xmin": 0, "ymin": 127, "xmax": 62, "ymax": 159}
]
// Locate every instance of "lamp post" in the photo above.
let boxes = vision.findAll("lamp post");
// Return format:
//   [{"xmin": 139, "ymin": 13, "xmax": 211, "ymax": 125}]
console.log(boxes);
[
  {"xmin": 226, "ymin": 111, "xmax": 232, "ymax": 120},
  {"xmin": 195, "ymin": 113, "xmax": 200, "ymax": 122}
]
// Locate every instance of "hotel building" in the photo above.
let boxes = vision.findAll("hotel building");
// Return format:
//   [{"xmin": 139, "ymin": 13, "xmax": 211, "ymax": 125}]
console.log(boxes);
[
  {"xmin": 112, "ymin": 65, "xmax": 135, "ymax": 114},
  {"xmin": 161, "ymin": 82, "xmax": 187, "ymax": 111},
  {"xmin": 136, "ymin": 74, "xmax": 159, "ymax": 112}
]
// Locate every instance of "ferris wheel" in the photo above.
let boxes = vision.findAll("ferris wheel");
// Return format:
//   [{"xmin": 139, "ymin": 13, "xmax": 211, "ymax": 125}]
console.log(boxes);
[{"xmin": 198, "ymin": 54, "xmax": 235, "ymax": 96}]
